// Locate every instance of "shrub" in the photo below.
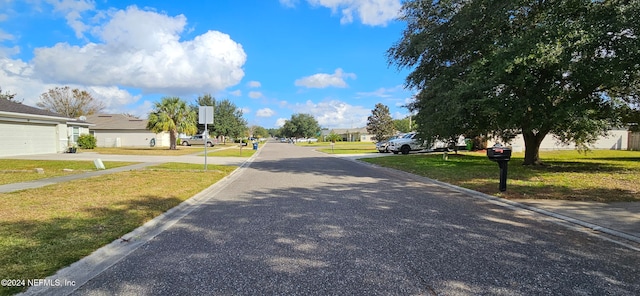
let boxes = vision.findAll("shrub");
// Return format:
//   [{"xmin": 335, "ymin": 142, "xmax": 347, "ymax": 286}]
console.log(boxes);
[{"xmin": 77, "ymin": 134, "xmax": 97, "ymax": 149}]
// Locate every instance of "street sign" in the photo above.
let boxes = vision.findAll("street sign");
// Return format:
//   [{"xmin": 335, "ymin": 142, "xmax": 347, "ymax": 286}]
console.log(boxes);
[{"xmin": 199, "ymin": 106, "xmax": 214, "ymax": 124}]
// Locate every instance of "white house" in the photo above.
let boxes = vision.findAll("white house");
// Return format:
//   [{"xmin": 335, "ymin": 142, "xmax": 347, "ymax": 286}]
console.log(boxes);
[
  {"xmin": 85, "ymin": 114, "xmax": 170, "ymax": 147},
  {"xmin": 488, "ymin": 129, "xmax": 631, "ymax": 152},
  {"xmin": 0, "ymin": 99, "xmax": 91, "ymax": 156}
]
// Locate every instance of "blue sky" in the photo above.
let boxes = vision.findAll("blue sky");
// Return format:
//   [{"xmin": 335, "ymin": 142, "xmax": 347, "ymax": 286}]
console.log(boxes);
[{"xmin": 0, "ymin": 0, "xmax": 415, "ymax": 129}]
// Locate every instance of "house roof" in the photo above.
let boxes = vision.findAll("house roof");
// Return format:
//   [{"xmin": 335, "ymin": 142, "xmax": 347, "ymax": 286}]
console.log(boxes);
[
  {"xmin": 0, "ymin": 99, "xmax": 67, "ymax": 118},
  {"xmin": 85, "ymin": 114, "xmax": 148, "ymax": 130}
]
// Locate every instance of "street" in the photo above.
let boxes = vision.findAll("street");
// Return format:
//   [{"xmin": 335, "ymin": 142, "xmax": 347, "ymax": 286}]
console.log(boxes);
[{"xmin": 65, "ymin": 141, "xmax": 639, "ymax": 295}]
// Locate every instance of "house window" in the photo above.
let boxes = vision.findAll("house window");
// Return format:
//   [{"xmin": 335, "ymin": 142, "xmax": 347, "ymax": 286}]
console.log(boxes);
[{"xmin": 72, "ymin": 127, "xmax": 80, "ymax": 142}]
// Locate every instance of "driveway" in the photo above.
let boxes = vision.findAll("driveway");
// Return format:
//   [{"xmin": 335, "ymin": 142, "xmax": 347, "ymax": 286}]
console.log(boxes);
[{"xmin": 26, "ymin": 142, "xmax": 640, "ymax": 295}]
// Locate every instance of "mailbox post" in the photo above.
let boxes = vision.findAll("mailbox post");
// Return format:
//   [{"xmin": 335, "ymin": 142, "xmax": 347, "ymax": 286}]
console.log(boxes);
[{"xmin": 486, "ymin": 143, "xmax": 512, "ymax": 192}]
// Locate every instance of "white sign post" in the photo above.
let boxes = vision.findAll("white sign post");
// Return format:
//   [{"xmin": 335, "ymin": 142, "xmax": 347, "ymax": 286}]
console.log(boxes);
[{"xmin": 199, "ymin": 106, "xmax": 214, "ymax": 171}]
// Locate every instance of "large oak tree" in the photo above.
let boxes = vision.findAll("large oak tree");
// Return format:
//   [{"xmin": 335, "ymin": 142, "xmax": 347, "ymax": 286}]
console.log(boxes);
[{"xmin": 388, "ymin": 0, "xmax": 640, "ymax": 165}]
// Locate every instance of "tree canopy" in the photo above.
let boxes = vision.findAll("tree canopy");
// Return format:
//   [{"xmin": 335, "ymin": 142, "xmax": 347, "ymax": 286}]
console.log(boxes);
[
  {"xmin": 147, "ymin": 97, "xmax": 197, "ymax": 150},
  {"xmin": 213, "ymin": 99, "xmax": 247, "ymax": 143},
  {"xmin": 281, "ymin": 113, "xmax": 321, "ymax": 139},
  {"xmin": 0, "ymin": 87, "xmax": 19, "ymax": 102},
  {"xmin": 366, "ymin": 103, "xmax": 395, "ymax": 142},
  {"xmin": 388, "ymin": 0, "xmax": 640, "ymax": 165},
  {"xmin": 37, "ymin": 86, "xmax": 105, "ymax": 118}
]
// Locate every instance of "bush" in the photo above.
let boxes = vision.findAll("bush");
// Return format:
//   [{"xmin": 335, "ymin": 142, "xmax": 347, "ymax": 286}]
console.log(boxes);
[{"xmin": 77, "ymin": 134, "xmax": 97, "ymax": 149}]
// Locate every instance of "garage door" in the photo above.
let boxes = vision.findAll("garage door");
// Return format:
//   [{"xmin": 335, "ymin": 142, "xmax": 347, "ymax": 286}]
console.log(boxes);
[{"xmin": 0, "ymin": 122, "xmax": 57, "ymax": 157}]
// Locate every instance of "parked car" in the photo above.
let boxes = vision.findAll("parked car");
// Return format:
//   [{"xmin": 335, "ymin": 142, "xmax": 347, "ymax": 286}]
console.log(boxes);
[
  {"xmin": 180, "ymin": 135, "xmax": 215, "ymax": 147},
  {"xmin": 388, "ymin": 133, "xmax": 423, "ymax": 154},
  {"xmin": 376, "ymin": 135, "xmax": 401, "ymax": 153}
]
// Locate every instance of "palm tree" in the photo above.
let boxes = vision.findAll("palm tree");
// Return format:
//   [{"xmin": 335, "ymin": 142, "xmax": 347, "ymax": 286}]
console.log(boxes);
[{"xmin": 147, "ymin": 97, "xmax": 197, "ymax": 150}]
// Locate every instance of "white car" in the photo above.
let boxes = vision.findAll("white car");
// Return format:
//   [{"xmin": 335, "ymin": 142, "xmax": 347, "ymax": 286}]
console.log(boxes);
[{"xmin": 388, "ymin": 133, "xmax": 423, "ymax": 154}]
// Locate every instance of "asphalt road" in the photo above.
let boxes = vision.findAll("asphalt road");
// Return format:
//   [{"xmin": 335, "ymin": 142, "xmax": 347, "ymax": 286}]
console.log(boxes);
[{"xmin": 62, "ymin": 142, "xmax": 640, "ymax": 295}]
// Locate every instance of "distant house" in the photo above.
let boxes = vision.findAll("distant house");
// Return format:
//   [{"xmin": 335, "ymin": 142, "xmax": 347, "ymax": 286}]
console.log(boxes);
[
  {"xmin": 85, "ymin": 114, "xmax": 170, "ymax": 147},
  {"xmin": 321, "ymin": 128, "xmax": 374, "ymax": 142},
  {"xmin": 488, "ymin": 129, "xmax": 632, "ymax": 152},
  {"xmin": 0, "ymin": 99, "xmax": 91, "ymax": 156}
]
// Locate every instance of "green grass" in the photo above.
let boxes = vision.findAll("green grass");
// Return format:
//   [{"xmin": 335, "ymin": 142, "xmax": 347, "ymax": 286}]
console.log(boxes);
[
  {"xmin": 0, "ymin": 163, "xmax": 237, "ymax": 296},
  {"xmin": 362, "ymin": 150, "xmax": 640, "ymax": 202},
  {"xmin": 204, "ymin": 145, "xmax": 257, "ymax": 157},
  {"xmin": 309, "ymin": 141, "xmax": 377, "ymax": 154},
  {"xmin": 0, "ymin": 160, "xmax": 138, "ymax": 185}
]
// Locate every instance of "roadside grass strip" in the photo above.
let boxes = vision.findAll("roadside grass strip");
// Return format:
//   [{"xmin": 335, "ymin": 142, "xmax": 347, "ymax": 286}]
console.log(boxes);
[
  {"xmin": 362, "ymin": 150, "xmax": 640, "ymax": 202},
  {"xmin": 0, "ymin": 163, "xmax": 236, "ymax": 296},
  {"xmin": 0, "ymin": 160, "xmax": 138, "ymax": 185}
]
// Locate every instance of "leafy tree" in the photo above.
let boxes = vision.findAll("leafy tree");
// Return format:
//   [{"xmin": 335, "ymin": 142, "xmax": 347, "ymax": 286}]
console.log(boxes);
[
  {"xmin": 366, "ymin": 103, "xmax": 395, "ymax": 142},
  {"xmin": 250, "ymin": 126, "xmax": 269, "ymax": 139},
  {"xmin": 393, "ymin": 117, "xmax": 411, "ymax": 133},
  {"xmin": 388, "ymin": 0, "xmax": 640, "ymax": 165},
  {"xmin": 147, "ymin": 97, "xmax": 197, "ymax": 150},
  {"xmin": 37, "ymin": 86, "xmax": 105, "ymax": 118},
  {"xmin": 213, "ymin": 99, "xmax": 247, "ymax": 144},
  {"xmin": 0, "ymin": 87, "xmax": 19, "ymax": 102},
  {"xmin": 281, "ymin": 113, "xmax": 320, "ymax": 139},
  {"xmin": 267, "ymin": 128, "xmax": 281, "ymax": 138},
  {"xmin": 193, "ymin": 93, "xmax": 216, "ymax": 136}
]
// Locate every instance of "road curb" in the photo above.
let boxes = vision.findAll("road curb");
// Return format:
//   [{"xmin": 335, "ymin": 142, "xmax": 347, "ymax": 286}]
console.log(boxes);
[
  {"xmin": 21, "ymin": 150, "xmax": 262, "ymax": 296},
  {"xmin": 334, "ymin": 154, "xmax": 640, "ymax": 250}
]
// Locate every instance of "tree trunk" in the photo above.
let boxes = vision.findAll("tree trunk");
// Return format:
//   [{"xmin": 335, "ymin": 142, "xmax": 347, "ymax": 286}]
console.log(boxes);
[
  {"xmin": 522, "ymin": 130, "xmax": 546, "ymax": 165},
  {"xmin": 169, "ymin": 130, "xmax": 177, "ymax": 150}
]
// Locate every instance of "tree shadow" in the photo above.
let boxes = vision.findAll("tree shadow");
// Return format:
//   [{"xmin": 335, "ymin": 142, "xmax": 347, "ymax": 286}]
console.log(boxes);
[{"xmin": 72, "ymin": 159, "xmax": 640, "ymax": 295}]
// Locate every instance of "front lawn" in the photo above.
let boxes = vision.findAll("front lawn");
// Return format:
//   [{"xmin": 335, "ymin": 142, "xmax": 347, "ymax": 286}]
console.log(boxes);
[
  {"xmin": 312, "ymin": 141, "xmax": 377, "ymax": 154},
  {"xmin": 0, "ymin": 160, "xmax": 138, "ymax": 185},
  {"xmin": 0, "ymin": 163, "xmax": 236, "ymax": 296},
  {"xmin": 362, "ymin": 150, "xmax": 640, "ymax": 202}
]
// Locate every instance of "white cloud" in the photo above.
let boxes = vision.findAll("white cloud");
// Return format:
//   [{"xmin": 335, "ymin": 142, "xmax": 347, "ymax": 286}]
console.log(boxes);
[
  {"xmin": 248, "ymin": 91, "xmax": 263, "ymax": 99},
  {"xmin": 256, "ymin": 108, "xmax": 275, "ymax": 117},
  {"xmin": 294, "ymin": 68, "xmax": 356, "ymax": 89},
  {"xmin": 306, "ymin": 0, "xmax": 401, "ymax": 26},
  {"xmin": 28, "ymin": 6, "xmax": 246, "ymax": 95},
  {"xmin": 229, "ymin": 90, "xmax": 242, "ymax": 96},
  {"xmin": 293, "ymin": 99, "xmax": 369, "ymax": 128},
  {"xmin": 47, "ymin": 0, "xmax": 95, "ymax": 38},
  {"xmin": 248, "ymin": 81, "xmax": 261, "ymax": 88},
  {"xmin": 240, "ymin": 107, "xmax": 251, "ymax": 115},
  {"xmin": 279, "ymin": 0, "xmax": 299, "ymax": 8},
  {"xmin": 276, "ymin": 117, "xmax": 288, "ymax": 127}
]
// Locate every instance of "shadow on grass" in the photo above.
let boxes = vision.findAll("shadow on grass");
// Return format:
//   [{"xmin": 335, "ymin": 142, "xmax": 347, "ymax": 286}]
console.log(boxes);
[{"xmin": 0, "ymin": 195, "xmax": 182, "ymax": 296}]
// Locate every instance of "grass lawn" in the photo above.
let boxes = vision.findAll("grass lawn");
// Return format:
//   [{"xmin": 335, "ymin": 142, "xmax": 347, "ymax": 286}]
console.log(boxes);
[
  {"xmin": 0, "ymin": 160, "xmax": 138, "ymax": 185},
  {"xmin": 362, "ymin": 150, "xmax": 640, "ymax": 202},
  {"xmin": 306, "ymin": 141, "xmax": 377, "ymax": 154},
  {"xmin": 204, "ymin": 145, "xmax": 257, "ymax": 157},
  {"xmin": 0, "ymin": 163, "xmax": 236, "ymax": 296}
]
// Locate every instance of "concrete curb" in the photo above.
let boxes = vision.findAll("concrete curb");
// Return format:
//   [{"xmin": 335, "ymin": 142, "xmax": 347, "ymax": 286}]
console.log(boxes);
[
  {"xmin": 333, "ymin": 153, "xmax": 640, "ymax": 250},
  {"xmin": 21, "ymin": 148, "xmax": 263, "ymax": 296}
]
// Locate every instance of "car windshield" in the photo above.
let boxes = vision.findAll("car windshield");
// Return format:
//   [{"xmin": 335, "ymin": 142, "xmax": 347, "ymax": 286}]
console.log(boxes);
[{"xmin": 403, "ymin": 133, "xmax": 414, "ymax": 138}]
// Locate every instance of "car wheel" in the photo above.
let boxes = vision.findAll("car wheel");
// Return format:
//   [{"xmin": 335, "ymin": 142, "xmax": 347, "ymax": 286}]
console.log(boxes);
[
  {"xmin": 206, "ymin": 142, "xmax": 213, "ymax": 147},
  {"xmin": 401, "ymin": 145, "xmax": 411, "ymax": 155},
  {"xmin": 182, "ymin": 141, "xmax": 189, "ymax": 146}
]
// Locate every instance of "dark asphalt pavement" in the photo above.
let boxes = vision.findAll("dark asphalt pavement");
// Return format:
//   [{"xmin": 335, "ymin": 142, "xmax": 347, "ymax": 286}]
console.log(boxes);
[{"xmin": 33, "ymin": 142, "xmax": 640, "ymax": 295}]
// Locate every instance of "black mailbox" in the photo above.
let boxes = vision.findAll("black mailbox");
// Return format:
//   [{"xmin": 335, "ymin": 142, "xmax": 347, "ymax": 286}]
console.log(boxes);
[
  {"xmin": 487, "ymin": 144, "xmax": 512, "ymax": 192},
  {"xmin": 487, "ymin": 146, "xmax": 512, "ymax": 161}
]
